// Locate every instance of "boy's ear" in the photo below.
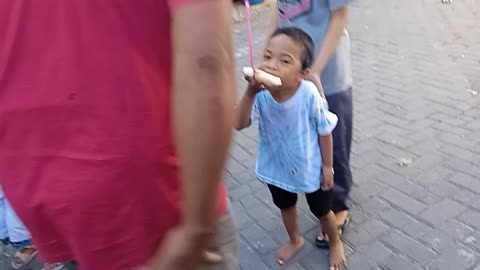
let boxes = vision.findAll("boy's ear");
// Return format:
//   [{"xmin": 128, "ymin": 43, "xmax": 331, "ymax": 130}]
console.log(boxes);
[{"xmin": 301, "ymin": 68, "xmax": 311, "ymax": 79}]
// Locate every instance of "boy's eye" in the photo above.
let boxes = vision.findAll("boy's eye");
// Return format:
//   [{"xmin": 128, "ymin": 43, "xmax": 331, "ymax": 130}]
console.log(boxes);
[
  {"xmin": 264, "ymin": 55, "xmax": 271, "ymax": 60},
  {"xmin": 281, "ymin": 59, "xmax": 290, "ymax": 64}
]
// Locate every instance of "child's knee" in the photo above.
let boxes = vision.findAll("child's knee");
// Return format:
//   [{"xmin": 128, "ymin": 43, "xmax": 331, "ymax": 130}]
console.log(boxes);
[
  {"xmin": 268, "ymin": 184, "xmax": 298, "ymax": 210},
  {"xmin": 273, "ymin": 196, "xmax": 297, "ymax": 210}
]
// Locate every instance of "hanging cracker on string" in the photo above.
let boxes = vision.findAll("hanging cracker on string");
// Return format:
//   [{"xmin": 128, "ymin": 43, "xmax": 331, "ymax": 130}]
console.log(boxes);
[{"xmin": 241, "ymin": 0, "xmax": 282, "ymax": 87}]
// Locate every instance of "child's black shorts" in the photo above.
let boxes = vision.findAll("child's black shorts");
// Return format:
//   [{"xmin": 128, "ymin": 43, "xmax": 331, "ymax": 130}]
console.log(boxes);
[{"xmin": 267, "ymin": 184, "xmax": 333, "ymax": 217}]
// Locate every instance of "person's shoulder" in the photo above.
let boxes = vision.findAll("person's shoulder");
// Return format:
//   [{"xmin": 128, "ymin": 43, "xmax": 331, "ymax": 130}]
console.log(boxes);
[
  {"xmin": 301, "ymin": 80, "xmax": 317, "ymax": 92},
  {"xmin": 299, "ymin": 80, "xmax": 322, "ymax": 100}
]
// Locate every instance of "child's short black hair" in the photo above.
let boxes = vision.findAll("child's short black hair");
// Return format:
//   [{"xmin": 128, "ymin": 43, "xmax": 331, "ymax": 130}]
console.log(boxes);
[{"xmin": 271, "ymin": 27, "xmax": 315, "ymax": 69}]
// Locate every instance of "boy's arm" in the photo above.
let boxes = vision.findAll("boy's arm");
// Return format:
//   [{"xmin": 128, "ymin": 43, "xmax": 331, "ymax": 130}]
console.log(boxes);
[
  {"xmin": 319, "ymin": 134, "xmax": 334, "ymax": 190},
  {"xmin": 234, "ymin": 86, "xmax": 257, "ymax": 130},
  {"xmin": 312, "ymin": 87, "xmax": 337, "ymax": 191},
  {"xmin": 319, "ymin": 134, "xmax": 334, "ymax": 168}
]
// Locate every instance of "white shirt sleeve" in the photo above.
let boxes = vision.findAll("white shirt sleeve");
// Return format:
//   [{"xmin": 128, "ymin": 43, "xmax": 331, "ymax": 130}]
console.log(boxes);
[{"xmin": 310, "ymin": 92, "xmax": 338, "ymax": 136}]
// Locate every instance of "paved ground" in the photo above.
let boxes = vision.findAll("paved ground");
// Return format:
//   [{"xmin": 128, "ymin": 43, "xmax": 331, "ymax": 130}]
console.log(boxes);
[
  {"xmin": 230, "ymin": 0, "xmax": 480, "ymax": 269},
  {"xmin": 2, "ymin": 0, "xmax": 479, "ymax": 269}
]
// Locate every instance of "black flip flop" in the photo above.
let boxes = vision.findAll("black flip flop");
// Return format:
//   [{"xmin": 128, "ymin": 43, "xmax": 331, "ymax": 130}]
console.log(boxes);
[
  {"xmin": 315, "ymin": 233, "xmax": 329, "ymax": 249},
  {"xmin": 315, "ymin": 215, "xmax": 351, "ymax": 249}
]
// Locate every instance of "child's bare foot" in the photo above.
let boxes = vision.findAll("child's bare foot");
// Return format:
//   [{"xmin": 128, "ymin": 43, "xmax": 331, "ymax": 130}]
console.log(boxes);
[
  {"xmin": 276, "ymin": 237, "xmax": 305, "ymax": 265},
  {"xmin": 329, "ymin": 241, "xmax": 347, "ymax": 270},
  {"xmin": 203, "ymin": 250, "xmax": 222, "ymax": 264}
]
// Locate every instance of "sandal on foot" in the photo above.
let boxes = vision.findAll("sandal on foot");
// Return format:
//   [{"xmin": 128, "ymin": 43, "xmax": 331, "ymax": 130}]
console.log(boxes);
[
  {"xmin": 203, "ymin": 251, "xmax": 222, "ymax": 264},
  {"xmin": 338, "ymin": 214, "xmax": 351, "ymax": 236},
  {"xmin": 42, "ymin": 263, "xmax": 66, "ymax": 270},
  {"xmin": 315, "ymin": 233, "xmax": 329, "ymax": 249},
  {"xmin": 315, "ymin": 215, "xmax": 351, "ymax": 249},
  {"xmin": 11, "ymin": 246, "xmax": 38, "ymax": 270}
]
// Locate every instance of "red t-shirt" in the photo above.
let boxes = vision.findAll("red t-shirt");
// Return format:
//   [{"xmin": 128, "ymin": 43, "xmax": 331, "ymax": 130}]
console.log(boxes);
[{"xmin": 0, "ymin": 1, "xmax": 227, "ymax": 269}]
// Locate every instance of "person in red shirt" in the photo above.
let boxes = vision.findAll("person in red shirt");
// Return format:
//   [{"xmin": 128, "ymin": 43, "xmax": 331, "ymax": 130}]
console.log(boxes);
[{"xmin": 0, "ymin": 1, "xmax": 237, "ymax": 270}]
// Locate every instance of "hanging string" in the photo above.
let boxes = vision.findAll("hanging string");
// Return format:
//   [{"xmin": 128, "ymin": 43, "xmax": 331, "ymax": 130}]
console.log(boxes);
[{"xmin": 244, "ymin": 0, "xmax": 255, "ymax": 77}]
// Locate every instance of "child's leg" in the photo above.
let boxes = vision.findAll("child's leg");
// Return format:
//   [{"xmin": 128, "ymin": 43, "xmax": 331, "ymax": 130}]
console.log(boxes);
[
  {"xmin": 0, "ymin": 196, "xmax": 10, "ymax": 257},
  {"xmin": 4, "ymin": 199, "xmax": 38, "ymax": 269},
  {"xmin": 306, "ymin": 189, "xmax": 346, "ymax": 269},
  {"xmin": 320, "ymin": 211, "xmax": 346, "ymax": 269},
  {"xmin": 5, "ymin": 199, "xmax": 31, "ymax": 244},
  {"xmin": 267, "ymin": 184, "xmax": 304, "ymax": 265},
  {"xmin": 0, "ymin": 195, "xmax": 9, "ymax": 242}
]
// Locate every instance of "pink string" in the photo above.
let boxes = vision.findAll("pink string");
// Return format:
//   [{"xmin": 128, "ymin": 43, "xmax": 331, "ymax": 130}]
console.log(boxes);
[{"xmin": 244, "ymin": 0, "xmax": 256, "ymax": 76}]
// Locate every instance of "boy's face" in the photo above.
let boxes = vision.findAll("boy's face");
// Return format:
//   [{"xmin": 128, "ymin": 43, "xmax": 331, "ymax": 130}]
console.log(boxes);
[{"xmin": 260, "ymin": 34, "xmax": 309, "ymax": 92}]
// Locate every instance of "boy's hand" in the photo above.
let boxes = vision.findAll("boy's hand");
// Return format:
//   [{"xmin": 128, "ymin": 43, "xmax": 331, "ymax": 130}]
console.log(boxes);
[
  {"xmin": 245, "ymin": 74, "xmax": 264, "ymax": 94},
  {"xmin": 306, "ymin": 73, "xmax": 329, "ymax": 109},
  {"xmin": 138, "ymin": 224, "xmax": 211, "ymax": 270},
  {"xmin": 306, "ymin": 73, "xmax": 324, "ymax": 96},
  {"xmin": 321, "ymin": 165, "xmax": 334, "ymax": 191}
]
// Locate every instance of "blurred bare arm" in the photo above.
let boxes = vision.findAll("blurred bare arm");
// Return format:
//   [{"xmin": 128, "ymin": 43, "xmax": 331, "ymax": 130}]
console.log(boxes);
[
  {"xmin": 172, "ymin": 0, "xmax": 236, "ymax": 240},
  {"xmin": 311, "ymin": 6, "xmax": 348, "ymax": 74}
]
